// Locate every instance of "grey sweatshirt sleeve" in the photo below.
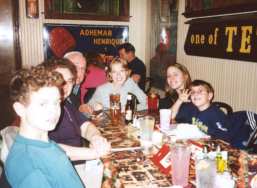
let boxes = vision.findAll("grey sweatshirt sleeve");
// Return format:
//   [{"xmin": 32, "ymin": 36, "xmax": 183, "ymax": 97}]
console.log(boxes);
[{"xmin": 88, "ymin": 87, "xmax": 103, "ymax": 108}]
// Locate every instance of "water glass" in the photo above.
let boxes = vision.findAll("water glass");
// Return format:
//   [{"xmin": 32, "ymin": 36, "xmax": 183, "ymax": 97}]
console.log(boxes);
[
  {"xmin": 171, "ymin": 143, "xmax": 191, "ymax": 187},
  {"xmin": 195, "ymin": 158, "xmax": 216, "ymax": 188},
  {"xmin": 139, "ymin": 116, "xmax": 155, "ymax": 142}
]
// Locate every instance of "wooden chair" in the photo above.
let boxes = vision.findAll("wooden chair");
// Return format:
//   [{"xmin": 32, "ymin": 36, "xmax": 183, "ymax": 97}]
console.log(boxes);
[{"xmin": 213, "ymin": 101, "xmax": 233, "ymax": 115}]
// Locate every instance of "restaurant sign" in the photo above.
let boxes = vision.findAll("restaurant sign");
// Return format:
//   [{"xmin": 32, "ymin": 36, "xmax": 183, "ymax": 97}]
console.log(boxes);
[
  {"xmin": 184, "ymin": 15, "xmax": 257, "ymax": 62},
  {"xmin": 43, "ymin": 24, "xmax": 129, "ymax": 59}
]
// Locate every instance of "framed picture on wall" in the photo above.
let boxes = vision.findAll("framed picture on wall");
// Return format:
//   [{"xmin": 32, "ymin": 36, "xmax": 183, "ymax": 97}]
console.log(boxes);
[
  {"xmin": 26, "ymin": 0, "xmax": 39, "ymax": 18},
  {"xmin": 43, "ymin": 23, "xmax": 129, "ymax": 59},
  {"xmin": 183, "ymin": 0, "xmax": 257, "ymax": 18},
  {"xmin": 44, "ymin": 0, "xmax": 130, "ymax": 21}
]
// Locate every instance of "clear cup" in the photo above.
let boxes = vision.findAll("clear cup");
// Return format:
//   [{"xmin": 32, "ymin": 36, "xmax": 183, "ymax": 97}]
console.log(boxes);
[
  {"xmin": 171, "ymin": 143, "xmax": 191, "ymax": 187},
  {"xmin": 195, "ymin": 158, "xmax": 216, "ymax": 188},
  {"xmin": 138, "ymin": 116, "xmax": 155, "ymax": 154},
  {"xmin": 139, "ymin": 116, "xmax": 155, "ymax": 141},
  {"xmin": 160, "ymin": 109, "xmax": 171, "ymax": 130}
]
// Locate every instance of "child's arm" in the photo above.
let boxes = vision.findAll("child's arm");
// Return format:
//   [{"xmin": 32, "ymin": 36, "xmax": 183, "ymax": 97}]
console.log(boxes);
[
  {"xmin": 80, "ymin": 122, "xmax": 111, "ymax": 157},
  {"xmin": 58, "ymin": 144, "xmax": 102, "ymax": 160},
  {"xmin": 80, "ymin": 121, "xmax": 101, "ymax": 141},
  {"xmin": 206, "ymin": 109, "xmax": 231, "ymax": 142},
  {"xmin": 171, "ymin": 89, "xmax": 191, "ymax": 119}
]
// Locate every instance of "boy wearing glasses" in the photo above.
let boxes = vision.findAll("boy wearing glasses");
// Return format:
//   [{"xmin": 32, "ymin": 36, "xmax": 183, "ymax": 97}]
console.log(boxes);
[
  {"xmin": 174, "ymin": 79, "xmax": 257, "ymax": 149},
  {"xmin": 174, "ymin": 79, "xmax": 231, "ymax": 142}
]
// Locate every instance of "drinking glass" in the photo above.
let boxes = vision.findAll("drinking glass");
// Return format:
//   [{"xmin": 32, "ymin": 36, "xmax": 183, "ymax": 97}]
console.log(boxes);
[
  {"xmin": 160, "ymin": 109, "xmax": 171, "ymax": 130},
  {"xmin": 195, "ymin": 158, "xmax": 216, "ymax": 188},
  {"xmin": 147, "ymin": 93, "xmax": 159, "ymax": 113},
  {"xmin": 171, "ymin": 143, "xmax": 191, "ymax": 187},
  {"xmin": 139, "ymin": 116, "xmax": 155, "ymax": 141},
  {"xmin": 109, "ymin": 93, "xmax": 121, "ymax": 123}
]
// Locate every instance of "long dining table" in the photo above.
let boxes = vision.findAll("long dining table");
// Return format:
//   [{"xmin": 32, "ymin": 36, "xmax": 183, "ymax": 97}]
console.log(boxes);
[{"xmin": 91, "ymin": 110, "xmax": 257, "ymax": 188}]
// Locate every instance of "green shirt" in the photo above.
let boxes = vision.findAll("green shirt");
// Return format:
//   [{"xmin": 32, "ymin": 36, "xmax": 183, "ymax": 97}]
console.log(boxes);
[{"xmin": 5, "ymin": 134, "xmax": 84, "ymax": 188}]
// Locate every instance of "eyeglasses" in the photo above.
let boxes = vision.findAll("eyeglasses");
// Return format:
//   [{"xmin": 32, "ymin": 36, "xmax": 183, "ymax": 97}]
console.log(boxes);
[{"xmin": 191, "ymin": 89, "xmax": 208, "ymax": 96}]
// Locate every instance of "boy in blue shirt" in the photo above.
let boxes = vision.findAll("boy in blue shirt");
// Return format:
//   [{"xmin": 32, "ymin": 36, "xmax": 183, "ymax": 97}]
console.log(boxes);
[
  {"xmin": 5, "ymin": 65, "xmax": 84, "ymax": 188},
  {"xmin": 174, "ymin": 80, "xmax": 231, "ymax": 142},
  {"xmin": 174, "ymin": 80, "xmax": 257, "ymax": 149}
]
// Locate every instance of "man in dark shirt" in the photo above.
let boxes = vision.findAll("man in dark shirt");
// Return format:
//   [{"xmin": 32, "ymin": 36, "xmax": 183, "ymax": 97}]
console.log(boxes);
[{"xmin": 118, "ymin": 43, "xmax": 146, "ymax": 91}]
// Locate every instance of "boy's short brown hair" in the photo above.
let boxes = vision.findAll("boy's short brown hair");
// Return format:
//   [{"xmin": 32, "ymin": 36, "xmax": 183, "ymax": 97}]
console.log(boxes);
[
  {"xmin": 190, "ymin": 79, "xmax": 214, "ymax": 100},
  {"xmin": 42, "ymin": 58, "xmax": 77, "ymax": 82},
  {"xmin": 9, "ymin": 64, "xmax": 64, "ymax": 104}
]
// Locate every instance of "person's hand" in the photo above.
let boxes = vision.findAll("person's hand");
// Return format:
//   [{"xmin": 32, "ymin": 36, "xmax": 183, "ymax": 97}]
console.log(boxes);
[
  {"xmin": 79, "ymin": 104, "xmax": 93, "ymax": 114},
  {"xmin": 90, "ymin": 135, "xmax": 111, "ymax": 157},
  {"xmin": 178, "ymin": 89, "xmax": 191, "ymax": 103},
  {"xmin": 91, "ymin": 103, "xmax": 104, "ymax": 119},
  {"xmin": 93, "ymin": 102, "xmax": 103, "ymax": 112}
]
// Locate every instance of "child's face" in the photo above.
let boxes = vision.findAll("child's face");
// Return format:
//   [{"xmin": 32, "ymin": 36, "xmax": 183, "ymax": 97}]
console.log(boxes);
[
  {"xmin": 167, "ymin": 66, "xmax": 187, "ymax": 91},
  {"xmin": 109, "ymin": 63, "xmax": 128, "ymax": 86},
  {"xmin": 55, "ymin": 67, "xmax": 74, "ymax": 99},
  {"xmin": 16, "ymin": 86, "xmax": 61, "ymax": 131},
  {"xmin": 190, "ymin": 85, "xmax": 213, "ymax": 111}
]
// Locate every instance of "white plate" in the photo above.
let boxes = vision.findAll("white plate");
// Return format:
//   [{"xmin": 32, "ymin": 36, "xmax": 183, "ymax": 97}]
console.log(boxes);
[{"xmin": 160, "ymin": 123, "xmax": 210, "ymax": 140}]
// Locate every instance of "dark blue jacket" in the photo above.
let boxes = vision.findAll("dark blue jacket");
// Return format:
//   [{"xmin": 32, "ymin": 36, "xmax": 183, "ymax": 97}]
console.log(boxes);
[
  {"xmin": 227, "ymin": 111, "xmax": 257, "ymax": 149},
  {"xmin": 176, "ymin": 103, "xmax": 231, "ymax": 142},
  {"xmin": 176, "ymin": 103, "xmax": 257, "ymax": 149}
]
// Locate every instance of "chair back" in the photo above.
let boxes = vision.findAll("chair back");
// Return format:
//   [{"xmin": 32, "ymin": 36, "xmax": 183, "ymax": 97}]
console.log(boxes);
[{"xmin": 213, "ymin": 101, "xmax": 233, "ymax": 114}]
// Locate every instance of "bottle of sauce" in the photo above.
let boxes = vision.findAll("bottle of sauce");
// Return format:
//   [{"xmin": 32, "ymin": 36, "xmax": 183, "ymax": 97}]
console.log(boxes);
[
  {"xmin": 125, "ymin": 94, "xmax": 133, "ymax": 125},
  {"xmin": 216, "ymin": 145, "xmax": 225, "ymax": 173}
]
